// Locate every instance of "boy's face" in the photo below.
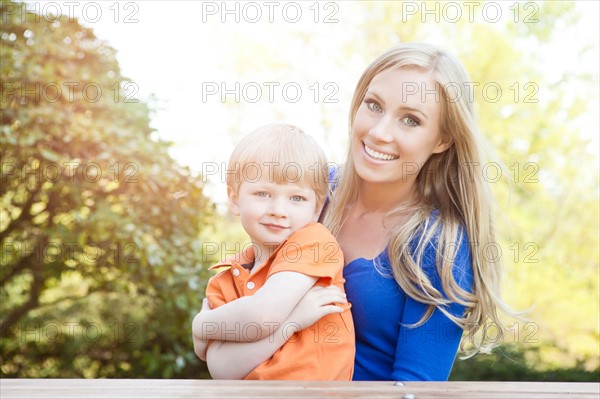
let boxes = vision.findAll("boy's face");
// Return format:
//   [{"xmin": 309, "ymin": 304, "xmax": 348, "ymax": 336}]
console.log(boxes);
[{"xmin": 228, "ymin": 174, "xmax": 320, "ymax": 253}]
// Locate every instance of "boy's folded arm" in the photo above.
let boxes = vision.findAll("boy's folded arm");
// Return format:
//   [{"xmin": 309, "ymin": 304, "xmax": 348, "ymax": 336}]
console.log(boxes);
[
  {"xmin": 205, "ymin": 284, "xmax": 348, "ymax": 379},
  {"xmin": 197, "ymin": 271, "xmax": 318, "ymax": 342},
  {"xmin": 206, "ymin": 322, "xmax": 296, "ymax": 379},
  {"xmin": 192, "ymin": 298, "xmax": 212, "ymax": 361},
  {"xmin": 193, "ymin": 338, "xmax": 209, "ymax": 362}
]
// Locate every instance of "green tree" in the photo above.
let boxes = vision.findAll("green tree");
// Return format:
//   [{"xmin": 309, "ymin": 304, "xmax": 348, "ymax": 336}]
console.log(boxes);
[{"xmin": 1, "ymin": 1, "xmax": 213, "ymax": 378}]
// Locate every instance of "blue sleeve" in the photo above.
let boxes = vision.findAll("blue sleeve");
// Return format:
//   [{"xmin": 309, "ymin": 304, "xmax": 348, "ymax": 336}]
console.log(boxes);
[
  {"xmin": 391, "ymin": 230, "xmax": 473, "ymax": 381},
  {"xmin": 328, "ymin": 163, "xmax": 339, "ymax": 186},
  {"xmin": 319, "ymin": 164, "xmax": 340, "ymax": 222}
]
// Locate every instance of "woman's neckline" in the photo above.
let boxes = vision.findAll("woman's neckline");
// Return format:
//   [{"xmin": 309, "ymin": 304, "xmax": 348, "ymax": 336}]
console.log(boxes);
[{"xmin": 345, "ymin": 249, "xmax": 388, "ymax": 266}]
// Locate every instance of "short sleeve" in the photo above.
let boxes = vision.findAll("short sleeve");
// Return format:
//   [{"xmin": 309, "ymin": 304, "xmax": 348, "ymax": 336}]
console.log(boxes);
[
  {"xmin": 205, "ymin": 273, "xmax": 229, "ymax": 309},
  {"xmin": 267, "ymin": 223, "xmax": 344, "ymax": 286}
]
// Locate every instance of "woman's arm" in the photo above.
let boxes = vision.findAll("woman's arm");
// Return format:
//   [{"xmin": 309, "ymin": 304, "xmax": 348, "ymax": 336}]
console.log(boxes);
[
  {"xmin": 392, "ymin": 232, "xmax": 473, "ymax": 381},
  {"xmin": 392, "ymin": 299, "xmax": 465, "ymax": 381}
]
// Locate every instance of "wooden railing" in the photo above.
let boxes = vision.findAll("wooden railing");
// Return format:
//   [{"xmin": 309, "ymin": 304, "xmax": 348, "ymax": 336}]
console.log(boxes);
[{"xmin": 1, "ymin": 379, "xmax": 599, "ymax": 398}]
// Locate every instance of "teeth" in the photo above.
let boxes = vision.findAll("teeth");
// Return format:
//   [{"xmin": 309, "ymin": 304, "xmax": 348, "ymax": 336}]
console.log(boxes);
[{"xmin": 364, "ymin": 144, "xmax": 399, "ymax": 161}]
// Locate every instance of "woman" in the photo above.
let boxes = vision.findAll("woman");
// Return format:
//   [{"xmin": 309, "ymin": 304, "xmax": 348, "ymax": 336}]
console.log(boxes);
[{"xmin": 193, "ymin": 43, "xmax": 512, "ymax": 381}]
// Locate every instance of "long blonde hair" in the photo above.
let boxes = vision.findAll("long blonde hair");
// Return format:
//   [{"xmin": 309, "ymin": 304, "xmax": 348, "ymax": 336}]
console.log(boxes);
[{"xmin": 322, "ymin": 43, "xmax": 513, "ymax": 357}]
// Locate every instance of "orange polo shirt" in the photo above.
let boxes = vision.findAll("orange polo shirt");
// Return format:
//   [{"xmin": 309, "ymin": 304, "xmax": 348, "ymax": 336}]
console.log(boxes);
[{"xmin": 205, "ymin": 222, "xmax": 355, "ymax": 380}]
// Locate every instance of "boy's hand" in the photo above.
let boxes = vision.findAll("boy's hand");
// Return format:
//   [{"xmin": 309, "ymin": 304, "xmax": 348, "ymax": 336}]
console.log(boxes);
[
  {"xmin": 285, "ymin": 285, "xmax": 347, "ymax": 331},
  {"xmin": 192, "ymin": 298, "xmax": 212, "ymax": 361}
]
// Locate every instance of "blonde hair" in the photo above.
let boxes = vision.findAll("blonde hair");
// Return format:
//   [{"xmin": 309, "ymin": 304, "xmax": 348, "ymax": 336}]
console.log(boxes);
[
  {"xmin": 227, "ymin": 124, "xmax": 329, "ymax": 210},
  {"xmin": 322, "ymin": 43, "xmax": 514, "ymax": 357}
]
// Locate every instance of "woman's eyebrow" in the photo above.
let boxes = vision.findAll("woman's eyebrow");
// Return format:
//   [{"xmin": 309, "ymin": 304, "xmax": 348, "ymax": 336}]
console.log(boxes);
[
  {"xmin": 365, "ymin": 90, "xmax": 429, "ymax": 120},
  {"xmin": 399, "ymin": 105, "xmax": 429, "ymax": 120}
]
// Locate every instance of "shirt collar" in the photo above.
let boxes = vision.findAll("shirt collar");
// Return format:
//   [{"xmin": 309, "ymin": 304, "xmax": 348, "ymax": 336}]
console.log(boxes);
[{"xmin": 208, "ymin": 245, "xmax": 255, "ymax": 270}]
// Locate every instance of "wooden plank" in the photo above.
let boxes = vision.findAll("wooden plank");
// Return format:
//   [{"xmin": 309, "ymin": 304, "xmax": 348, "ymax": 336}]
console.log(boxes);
[{"xmin": 1, "ymin": 379, "xmax": 598, "ymax": 399}]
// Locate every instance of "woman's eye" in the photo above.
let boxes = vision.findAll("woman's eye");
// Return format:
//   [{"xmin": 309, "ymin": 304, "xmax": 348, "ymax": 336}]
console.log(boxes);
[
  {"xmin": 257, "ymin": 192, "xmax": 269, "ymax": 197},
  {"xmin": 366, "ymin": 100, "xmax": 382, "ymax": 113},
  {"xmin": 290, "ymin": 195, "xmax": 305, "ymax": 202},
  {"xmin": 401, "ymin": 115, "xmax": 420, "ymax": 127}
]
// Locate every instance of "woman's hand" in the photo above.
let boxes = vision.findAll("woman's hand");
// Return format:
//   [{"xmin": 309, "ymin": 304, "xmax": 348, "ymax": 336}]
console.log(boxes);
[
  {"xmin": 192, "ymin": 298, "xmax": 212, "ymax": 361},
  {"xmin": 285, "ymin": 285, "xmax": 347, "ymax": 331}
]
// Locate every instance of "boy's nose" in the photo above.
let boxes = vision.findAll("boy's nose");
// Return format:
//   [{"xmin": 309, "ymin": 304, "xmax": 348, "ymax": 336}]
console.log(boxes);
[{"xmin": 268, "ymin": 198, "xmax": 288, "ymax": 218}]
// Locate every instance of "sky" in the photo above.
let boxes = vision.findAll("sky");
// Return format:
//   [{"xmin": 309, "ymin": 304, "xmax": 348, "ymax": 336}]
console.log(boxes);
[{"xmin": 23, "ymin": 0, "xmax": 600, "ymax": 206}]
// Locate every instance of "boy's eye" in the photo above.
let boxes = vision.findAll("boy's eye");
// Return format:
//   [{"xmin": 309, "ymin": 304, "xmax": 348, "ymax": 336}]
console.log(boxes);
[
  {"xmin": 256, "ymin": 192, "xmax": 269, "ymax": 197},
  {"xmin": 365, "ymin": 100, "xmax": 382, "ymax": 113},
  {"xmin": 290, "ymin": 195, "xmax": 305, "ymax": 202},
  {"xmin": 401, "ymin": 115, "xmax": 420, "ymax": 127}
]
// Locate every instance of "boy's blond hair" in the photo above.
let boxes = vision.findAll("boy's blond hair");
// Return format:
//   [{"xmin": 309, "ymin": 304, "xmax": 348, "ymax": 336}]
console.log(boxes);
[{"xmin": 226, "ymin": 124, "xmax": 329, "ymax": 210}]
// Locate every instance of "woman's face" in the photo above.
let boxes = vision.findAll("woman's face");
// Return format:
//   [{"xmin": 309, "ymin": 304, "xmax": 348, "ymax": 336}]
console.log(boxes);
[{"xmin": 351, "ymin": 67, "xmax": 449, "ymax": 188}]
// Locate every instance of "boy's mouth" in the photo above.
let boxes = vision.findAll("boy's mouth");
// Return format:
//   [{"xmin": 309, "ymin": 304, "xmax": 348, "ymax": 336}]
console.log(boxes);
[{"xmin": 262, "ymin": 223, "xmax": 288, "ymax": 230}]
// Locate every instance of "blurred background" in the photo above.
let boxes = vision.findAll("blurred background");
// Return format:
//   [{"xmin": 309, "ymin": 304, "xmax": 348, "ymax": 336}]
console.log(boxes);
[{"xmin": 1, "ymin": 0, "xmax": 598, "ymax": 380}]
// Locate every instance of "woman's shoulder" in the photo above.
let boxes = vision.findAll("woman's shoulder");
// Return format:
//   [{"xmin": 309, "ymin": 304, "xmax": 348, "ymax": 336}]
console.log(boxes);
[{"xmin": 420, "ymin": 209, "xmax": 469, "ymax": 249}]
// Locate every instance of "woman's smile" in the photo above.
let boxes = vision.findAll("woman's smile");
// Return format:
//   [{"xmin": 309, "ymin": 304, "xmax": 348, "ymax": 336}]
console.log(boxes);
[{"xmin": 363, "ymin": 142, "xmax": 399, "ymax": 161}]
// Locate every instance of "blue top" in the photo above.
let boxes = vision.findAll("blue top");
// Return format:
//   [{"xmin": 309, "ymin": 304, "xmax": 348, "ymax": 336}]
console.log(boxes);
[
  {"xmin": 343, "ymin": 222, "xmax": 473, "ymax": 381},
  {"xmin": 324, "ymin": 166, "xmax": 473, "ymax": 381}
]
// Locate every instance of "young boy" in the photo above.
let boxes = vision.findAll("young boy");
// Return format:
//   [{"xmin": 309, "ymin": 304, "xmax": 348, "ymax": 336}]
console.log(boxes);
[{"xmin": 192, "ymin": 124, "xmax": 354, "ymax": 380}]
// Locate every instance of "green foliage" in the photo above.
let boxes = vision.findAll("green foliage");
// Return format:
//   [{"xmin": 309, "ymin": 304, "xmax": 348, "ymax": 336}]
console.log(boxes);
[
  {"xmin": 1, "ymin": 1, "xmax": 213, "ymax": 378},
  {"xmin": 450, "ymin": 344, "xmax": 599, "ymax": 382}
]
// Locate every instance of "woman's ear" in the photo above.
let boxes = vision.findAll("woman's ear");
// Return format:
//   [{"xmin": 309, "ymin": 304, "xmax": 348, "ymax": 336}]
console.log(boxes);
[
  {"xmin": 432, "ymin": 137, "xmax": 454, "ymax": 154},
  {"xmin": 227, "ymin": 186, "xmax": 241, "ymax": 216}
]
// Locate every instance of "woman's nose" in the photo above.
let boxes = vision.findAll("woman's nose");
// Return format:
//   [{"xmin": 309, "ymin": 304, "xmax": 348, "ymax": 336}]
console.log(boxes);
[{"xmin": 368, "ymin": 116, "xmax": 394, "ymax": 142}]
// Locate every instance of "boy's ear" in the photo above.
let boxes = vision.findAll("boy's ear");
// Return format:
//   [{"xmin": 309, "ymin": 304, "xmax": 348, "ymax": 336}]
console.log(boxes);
[
  {"xmin": 227, "ymin": 187, "xmax": 241, "ymax": 216},
  {"xmin": 312, "ymin": 201, "xmax": 323, "ymax": 222}
]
